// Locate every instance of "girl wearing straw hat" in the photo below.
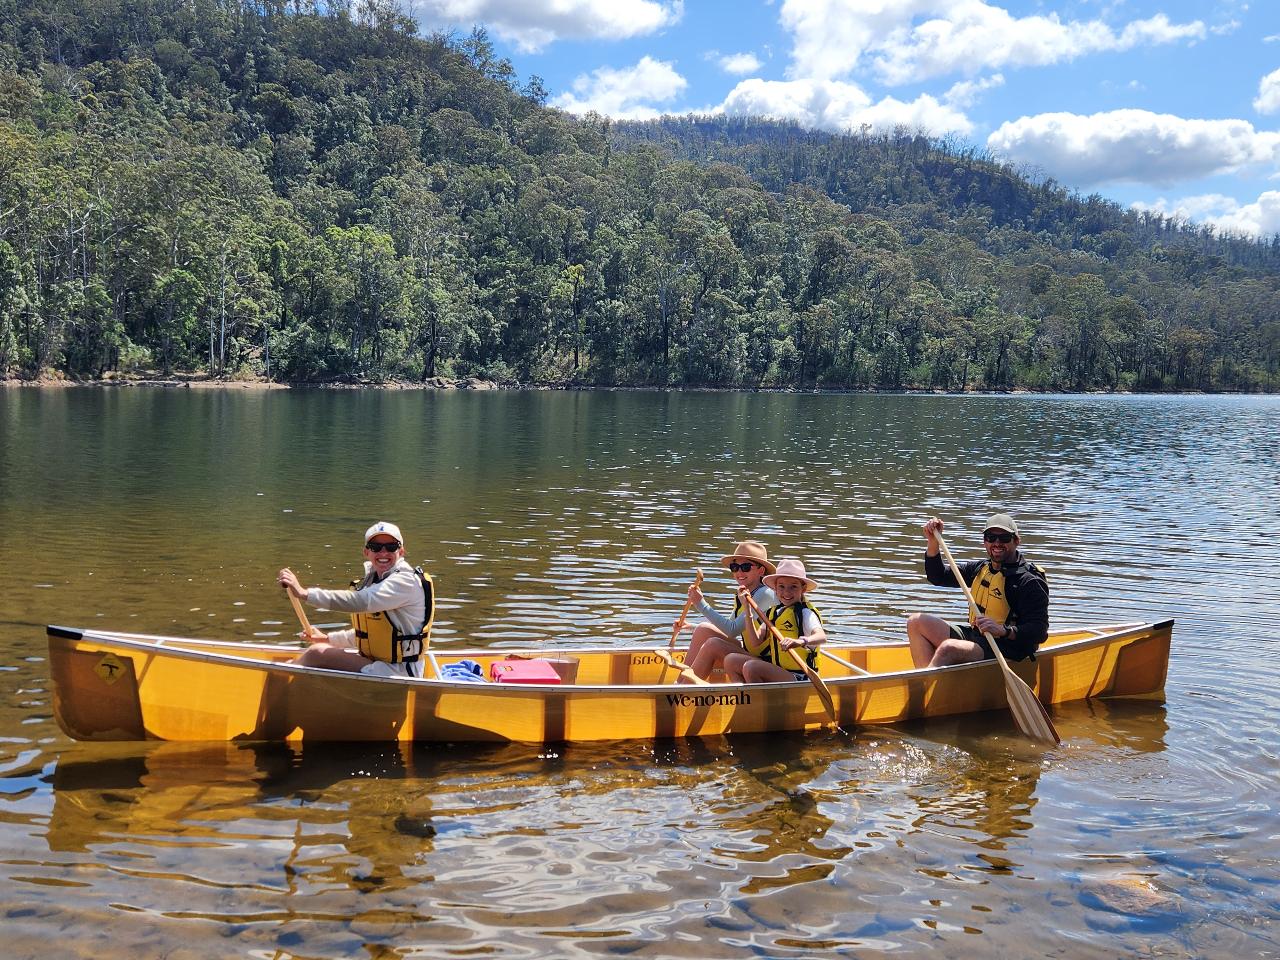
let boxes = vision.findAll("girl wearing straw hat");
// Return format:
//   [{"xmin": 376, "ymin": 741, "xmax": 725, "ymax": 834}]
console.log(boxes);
[
  {"xmin": 725, "ymin": 558, "xmax": 826, "ymax": 683},
  {"xmin": 678, "ymin": 541, "xmax": 778, "ymax": 682}
]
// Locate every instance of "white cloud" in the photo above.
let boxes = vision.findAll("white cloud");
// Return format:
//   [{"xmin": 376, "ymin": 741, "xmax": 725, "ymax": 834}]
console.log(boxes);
[
  {"xmin": 1131, "ymin": 193, "xmax": 1241, "ymax": 223},
  {"xmin": 1211, "ymin": 192, "xmax": 1280, "ymax": 237},
  {"xmin": 987, "ymin": 110, "xmax": 1280, "ymax": 187},
  {"xmin": 943, "ymin": 73, "xmax": 1004, "ymax": 108},
  {"xmin": 552, "ymin": 56, "xmax": 688, "ymax": 120},
  {"xmin": 1255, "ymin": 68, "xmax": 1280, "ymax": 115},
  {"xmin": 715, "ymin": 77, "xmax": 974, "ymax": 136},
  {"xmin": 410, "ymin": 0, "xmax": 683, "ymax": 53},
  {"xmin": 1133, "ymin": 192, "xmax": 1280, "ymax": 238},
  {"xmin": 716, "ymin": 52, "xmax": 764, "ymax": 75},
  {"xmin": 777, "ymin": 0, "xmax": 1204, "ymax": 85}
]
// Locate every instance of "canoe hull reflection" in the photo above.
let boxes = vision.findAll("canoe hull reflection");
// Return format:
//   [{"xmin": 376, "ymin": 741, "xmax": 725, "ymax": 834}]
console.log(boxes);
[{"xmin": 47, "ymin": 621, "xmax": 1172, "ymax": 743}]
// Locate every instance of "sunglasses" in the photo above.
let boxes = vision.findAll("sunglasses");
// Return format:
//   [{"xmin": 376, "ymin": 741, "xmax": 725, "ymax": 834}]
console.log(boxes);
[
  {"xmin": 983, "ymin": 532, "xmax": 1015, "ymax": 544},
  {"xmin": 728, "ymin": 562, "xmax": 757, "ymax": 572},
  {"xmin": 365, "ymin": 540, "xmax": 401, "ymax": 553}
]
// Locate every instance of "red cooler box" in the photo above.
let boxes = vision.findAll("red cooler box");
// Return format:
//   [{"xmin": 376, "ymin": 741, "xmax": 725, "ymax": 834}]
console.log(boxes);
[{"xmin": 489, "ymin": 659, "xmax": 562, "ymax": 684}]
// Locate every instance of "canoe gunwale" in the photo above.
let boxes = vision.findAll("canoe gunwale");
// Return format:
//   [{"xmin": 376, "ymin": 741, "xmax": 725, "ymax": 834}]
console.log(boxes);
[{"xmin": 46, "ymin": 619, "xmax": 1170, "ymax": 693}]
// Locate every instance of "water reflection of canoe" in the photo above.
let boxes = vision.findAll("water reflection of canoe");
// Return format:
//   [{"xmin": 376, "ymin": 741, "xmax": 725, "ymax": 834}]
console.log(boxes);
[{"xmin": 46, "ymin": 620, "xmax": 1171, "ymax": 744}]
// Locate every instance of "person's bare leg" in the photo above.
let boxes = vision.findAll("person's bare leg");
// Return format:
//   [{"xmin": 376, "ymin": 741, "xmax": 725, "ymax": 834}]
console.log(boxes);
[
  {"xmin": 688, "ymin": 634, "xmax": 742, "ymax": 680},
  {"xmin": 677, "ymin": 624, "xmax": 725, "ymax": 681},
  {"xmin": 723, "ymin": 651, "xmax": 752, "ymax": 682},
  {"xmin": 927, "ymin": 638, "xmax": 985, "ymax": 667},
  {"xmin": 294, "ymin": 644, "xmax": 373, "ymax": 672},
  {"xmin": 741, "ymin": 658, "xmax": 796, "ymax": 683},
  {"xmin": 906, "ymin": 612, "xmax": 952, "ymax": 668}
]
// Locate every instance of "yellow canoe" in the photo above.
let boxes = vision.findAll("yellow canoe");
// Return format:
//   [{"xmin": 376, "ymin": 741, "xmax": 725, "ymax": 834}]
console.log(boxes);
[{"xmin": 46, "ymin": 620, "xmax": 1171, "ymax": 743}]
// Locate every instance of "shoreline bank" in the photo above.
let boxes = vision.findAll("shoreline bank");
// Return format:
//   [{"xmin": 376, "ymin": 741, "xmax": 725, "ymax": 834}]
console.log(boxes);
[{"xmin": 2, "ymin": 374, "xmax": 1264, "ymax": 396}]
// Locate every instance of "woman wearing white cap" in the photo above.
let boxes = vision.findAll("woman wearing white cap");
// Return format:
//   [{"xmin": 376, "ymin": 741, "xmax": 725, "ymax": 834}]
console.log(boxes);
[
  {"xmin": 724, "ymin": 558, "xmax": 827, "ymax": 683},
  {"xmin": 277, "ymin": 521, "xmax": 435, "ymax": 678}
]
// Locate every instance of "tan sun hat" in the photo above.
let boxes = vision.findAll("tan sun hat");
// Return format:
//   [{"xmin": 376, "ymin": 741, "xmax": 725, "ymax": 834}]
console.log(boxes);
[
  {"xmin": 763, "ymin": 558, "xmax": 818, "ymax": 592},
  {"xmin": 364, "ymin": 521, "xmax": 404, "ymax": 546},
  {"xmin": 983, "ymin": 514, "xmax": 1019, "ymax": 536},
  {"xmin": 719, "ymin": 540, "xmax": 776, "ymax": 573}
]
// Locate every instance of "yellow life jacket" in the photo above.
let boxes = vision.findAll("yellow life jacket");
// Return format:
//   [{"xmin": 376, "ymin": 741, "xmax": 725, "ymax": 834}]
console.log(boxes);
[
  {"xmin": 756, "ymin": 601, "xmax": 822, "ymax": 671},
  {"xmin": 735, "ymin": 587, "xmax": 770, "ymax": 650},
  {"xmin": 968, "ymin": 560, "xmax": 1047, "ymax": 628},
  {"xmin": 968, "ymin": 563, "xmax": 1011, "ymax": 627},
  {"xmin": 352, "ymin": 567, "xmax": 435, "ymax": 664}
]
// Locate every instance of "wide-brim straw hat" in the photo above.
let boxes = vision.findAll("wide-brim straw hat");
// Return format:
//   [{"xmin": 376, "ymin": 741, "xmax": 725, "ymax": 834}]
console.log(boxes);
[
  {"xmin": 719, "ymin": 540, "xmax": 776, "ymax": 573},
  {"xmin": 763, "ymin": 557, "xmax": 818, "ymax": 592}
]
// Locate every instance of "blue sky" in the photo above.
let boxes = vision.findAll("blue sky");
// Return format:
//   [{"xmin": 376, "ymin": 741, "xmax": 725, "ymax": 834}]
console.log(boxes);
[{"xmin": 408, "ymin": 1, "xmax": 1280, "ymax": 238}]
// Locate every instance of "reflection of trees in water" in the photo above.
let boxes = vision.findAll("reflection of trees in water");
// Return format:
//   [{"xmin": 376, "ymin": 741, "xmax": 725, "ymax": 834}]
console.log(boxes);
[
  {"xmin": 705, "ymin": 731, "xmax": 849, "ymax": 883},
  {"xmin": 40, "ymin": 701, "xmax": 1172, "ymax": 943},
  {"xmin": 47, "ymin": 742, "xmax": 439, "ymax": 898}
]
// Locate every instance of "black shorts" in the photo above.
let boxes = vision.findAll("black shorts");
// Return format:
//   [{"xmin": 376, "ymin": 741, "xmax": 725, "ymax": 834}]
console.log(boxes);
[{"xmin": 947, "ymin": 623, "xmax": 1036, "ymax": 662}]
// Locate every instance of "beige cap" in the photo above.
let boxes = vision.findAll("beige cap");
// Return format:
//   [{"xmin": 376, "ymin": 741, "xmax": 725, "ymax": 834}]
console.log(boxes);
[
  {"xmin": 984, "ymin": 514, "xmax": 1019, "ymax": 535},
  {"xmin": 364, "ymin": 521, "xmax": 404, "ymax": 545}
]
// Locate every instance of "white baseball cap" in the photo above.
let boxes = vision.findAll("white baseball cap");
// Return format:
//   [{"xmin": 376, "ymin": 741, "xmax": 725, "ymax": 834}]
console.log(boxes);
[{"xmin": 364, "ymin": 521, "xmax": 404, "ymax": 546}]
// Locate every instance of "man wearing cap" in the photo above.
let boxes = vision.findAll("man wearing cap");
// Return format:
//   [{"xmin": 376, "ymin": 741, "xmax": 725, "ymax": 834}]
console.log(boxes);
[
  {"xmin": 277, "ymin": 521, "xmax": 435, "ymax": 678},
  {"xmin": 678, "ymin": 540, "xmax": 778, "ymax": 681},
  {"xmin": 906, "ymin": 514, "xmax": 1048, "ymax": 668}
]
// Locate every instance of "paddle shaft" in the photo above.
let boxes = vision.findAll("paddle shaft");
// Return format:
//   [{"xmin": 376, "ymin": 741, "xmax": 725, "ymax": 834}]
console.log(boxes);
[
  {"xmin": 288, "ymin": 590, "xmax": 315, "ymax": 637},
  {"xmin": 740, "ymin": 590, "xmax": 838, "ymax": 724},
  {"xmin": 669, "ymin": 568, "xmax": 704, "ymax": 649},
  {"xmin": 817, "ymin": 648, "xmax": 872, "ymax": 676},
  {"xmin": 934, "ymin": 533, "xmax": 1060, "ymax": 744}
]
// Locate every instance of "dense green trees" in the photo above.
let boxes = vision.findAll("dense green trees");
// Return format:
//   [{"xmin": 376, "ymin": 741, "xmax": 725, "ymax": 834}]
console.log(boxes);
[{"xmin": 1, "ymin": 0, "xmax": 1276, "ymax": 391}]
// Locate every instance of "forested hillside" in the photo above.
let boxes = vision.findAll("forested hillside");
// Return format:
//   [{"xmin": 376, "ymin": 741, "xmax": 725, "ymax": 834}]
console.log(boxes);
[{"xmin": 2, "ymin": 0, "xmax": 1277, "ymax": 390}]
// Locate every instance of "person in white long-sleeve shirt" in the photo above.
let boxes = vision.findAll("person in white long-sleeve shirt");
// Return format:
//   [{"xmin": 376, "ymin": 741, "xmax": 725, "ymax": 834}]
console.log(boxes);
[{"xmin": 278, "ymin": 521, "xmax": 434, "ymax": 678}]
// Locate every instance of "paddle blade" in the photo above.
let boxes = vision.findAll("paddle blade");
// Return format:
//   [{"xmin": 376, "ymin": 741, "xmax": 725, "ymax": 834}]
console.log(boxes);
[
  {"xmin": 1002, "ymin": 669, "xmax": 1060, "ymax": 744},
  {"xmin": 787, "ymin": 649, "xmax": 837, "ymax": 724}
]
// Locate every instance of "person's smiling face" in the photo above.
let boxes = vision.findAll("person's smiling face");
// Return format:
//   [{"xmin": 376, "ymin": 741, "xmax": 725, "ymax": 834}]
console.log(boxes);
[
  {"xmin": 364, "ymin": 536, "xmax": 403, "ymax": 577},
  {"xmin": 983, "ymin": 528, "xmax": 1018, "ymax": 565},
  {"xmin": 770, "ymin": 576, "xmax": 805, "ymax": 604},
  {"xmin": 730, "ymin": 560, "xmax": 766, "ymax": 591}
]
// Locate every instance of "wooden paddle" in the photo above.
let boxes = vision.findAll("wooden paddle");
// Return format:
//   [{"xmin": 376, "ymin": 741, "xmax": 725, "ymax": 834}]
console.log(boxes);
[
  {"xmin": 934, "ymin": 533, "xmax": 1060, "ymax": 745},
  {"xmin": 817, "ymin": 648, "xmax": 872, "ymax": 677},
  {"xmin": 669, "ymin": 568, "xmax": 704, "ymax": 649},
  {"xmin": 287, "ymin": 589, "xmax": 321, "ymax": 642},
  {"xmin": 740, "ymin": 590, "xmax": 838, "ymax": 724},
  {"xmin": 653, "ymin": 648, "xmax": 711, "ymax": 685}
]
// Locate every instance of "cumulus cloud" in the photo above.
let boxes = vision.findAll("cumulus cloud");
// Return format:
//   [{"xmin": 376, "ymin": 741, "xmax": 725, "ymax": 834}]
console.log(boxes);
[
  {"xmin": 1133, "ymin": 192, "xmax": 1280, "ymax": 238},
  {"xmin": 715, "ymin": 51, "xmax": 764, "ymax": 75},
  {"xmin": 943, "ymin": 73, "xmax": 1004, "ymax": 108},
  {"xmin": 987, "ymin": 110, "xmax": 1280, "ymax": 187},
  {"xmin": 1255, "ymin": 68, "xmax": 1280, "ymax": 115},
  {"xmin": 410, "ymin": 0, "xmax": 683, "ymax": 53},
  {"xmin": 715, "ymin": 77, "xmax": 973, "ymax": 136},
  {"xmin": 552, "ymin": 56, "xmax": 688, "ymax": 120},
  {"xmin": 778, "ymin": 0, "xmax": 1204, "ymax": 85}
]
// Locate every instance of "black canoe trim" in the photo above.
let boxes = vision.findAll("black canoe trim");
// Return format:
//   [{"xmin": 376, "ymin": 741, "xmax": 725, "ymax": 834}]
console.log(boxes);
[{"xmin": 47, "ymin": 625, "xmax": 86, "ymax": 640}]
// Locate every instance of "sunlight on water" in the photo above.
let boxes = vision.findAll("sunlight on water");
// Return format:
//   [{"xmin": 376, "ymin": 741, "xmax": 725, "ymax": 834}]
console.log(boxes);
[{"xmin": 1, "ymin": 387, "xmax": 1278, "ymax": 958}]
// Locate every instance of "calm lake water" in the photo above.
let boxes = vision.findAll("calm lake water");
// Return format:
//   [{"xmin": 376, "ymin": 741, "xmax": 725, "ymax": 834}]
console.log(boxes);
[{"xmin": 1, "ymin": 386, "xmax": 1277, "ymax": 959}]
